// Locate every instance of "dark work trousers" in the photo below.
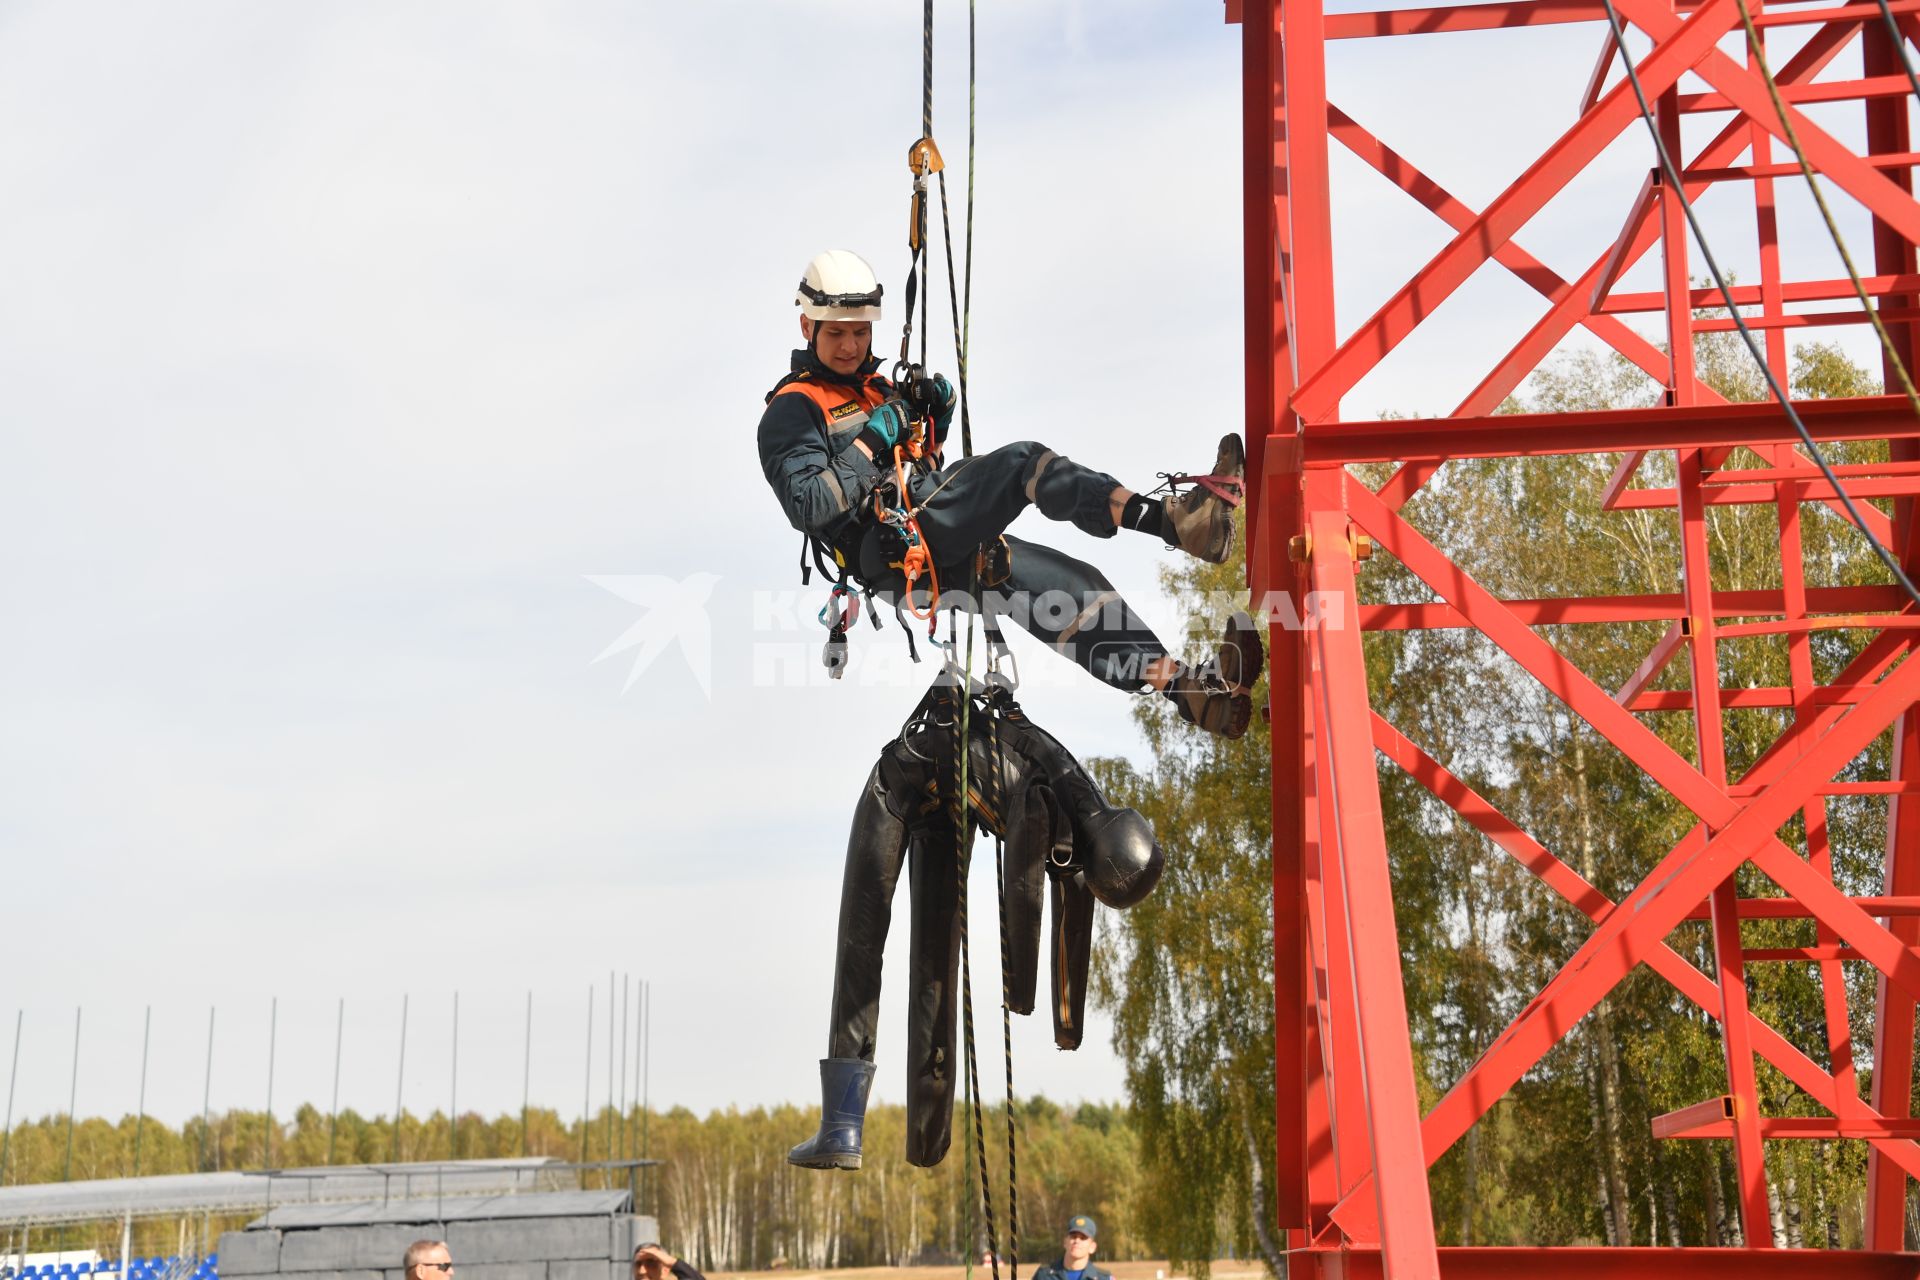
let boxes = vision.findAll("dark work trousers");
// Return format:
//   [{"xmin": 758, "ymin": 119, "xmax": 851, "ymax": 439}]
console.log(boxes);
[{"xmin": 857, "ymin": 439, "xmax": 1171, "ymax": 690}]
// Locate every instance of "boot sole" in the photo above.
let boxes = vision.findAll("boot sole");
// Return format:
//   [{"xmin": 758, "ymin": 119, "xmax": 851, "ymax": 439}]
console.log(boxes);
[
  {"xmin": 1222, "ymin": 611, "xmax": 1265, "ymax": 696},
  {"xmin": 787, "ymin": 1152, "xmax": 863, "ymax": 1171}
]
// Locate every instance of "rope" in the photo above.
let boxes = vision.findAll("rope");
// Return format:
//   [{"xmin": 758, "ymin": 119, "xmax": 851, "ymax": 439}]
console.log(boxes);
[
  {"xmin": 935, "ymin": 0, "xmax": 976, "ymax": 462},
  {"xmin": 963, "ymin": 1044, "xmax": 976, "ymax": 1280},
  {"xmin": 953, "ymin": 627, "xmax": 1001, "ymax": 1280},
  {"xmin": 986, "ymin": 695, "xmax": 1019, "ymax": 1279},
  {"xmin": 917, "ymin": 5, "xmax": 1013, "ymax": 1272},
  {"xmin": 1598, "ymin": 0, "xmax": 1920, "ymax": 611},
  {"xmin": 938, "ymin": 172, "xmax": 973, "ymax": 459},
  {"xmin": 1731, "ymin": 0, "xmax": 1920, "ymax": 417}
]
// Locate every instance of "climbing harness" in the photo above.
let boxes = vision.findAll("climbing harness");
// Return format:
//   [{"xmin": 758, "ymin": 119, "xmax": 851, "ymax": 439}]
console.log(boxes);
[{"xmin": 874, "ymin": 408, "xmax": 943, "ymax": 629}]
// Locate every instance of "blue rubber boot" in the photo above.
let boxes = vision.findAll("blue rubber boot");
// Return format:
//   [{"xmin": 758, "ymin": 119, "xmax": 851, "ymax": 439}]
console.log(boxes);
[{"xmin": 787, "ymin": 1057, "xmax": 875, "ymax": 1170}]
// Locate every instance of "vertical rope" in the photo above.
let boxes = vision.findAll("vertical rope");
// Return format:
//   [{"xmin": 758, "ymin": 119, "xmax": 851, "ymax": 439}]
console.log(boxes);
[
  {"xmin": 926, "ymin": 5, "xmax": 1007, "ymax": 1274},
  {"xmin": 963, "ymin": 1048, "xmax": 976, "ymax": 1278},
  {"xmin": 986, "ymin": 707, "xmax": 1018, "ymax": 1279},
  {"xmin": 920, "ymin": 0, "xmax": 932, "ymax": 376},
  {"xmin": 953, "ymin": 636, "xmax": 1000, "ymax": 1280}
]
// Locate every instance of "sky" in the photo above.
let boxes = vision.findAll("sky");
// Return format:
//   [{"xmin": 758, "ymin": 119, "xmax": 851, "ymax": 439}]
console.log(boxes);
[{"xmin": 0, "ymin": 0, "xmax": 1902, "ymax": 1140}]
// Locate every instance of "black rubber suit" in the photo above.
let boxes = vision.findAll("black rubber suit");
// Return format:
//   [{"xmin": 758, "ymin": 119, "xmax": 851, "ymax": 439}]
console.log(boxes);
[
  {"xmin": 819, "ymin": 681, "xmax": 1162, "ymax": 1167},
  {"xmin": 757, "ymin": 349, "xmax": 1171, "ymax": 689}
]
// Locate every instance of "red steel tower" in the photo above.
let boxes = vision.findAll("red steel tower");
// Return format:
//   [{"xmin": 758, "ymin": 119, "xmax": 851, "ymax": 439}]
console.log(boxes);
[{"xmin": 1233, "ymin": 0, "xmax": 1920, "ymax": 1273}]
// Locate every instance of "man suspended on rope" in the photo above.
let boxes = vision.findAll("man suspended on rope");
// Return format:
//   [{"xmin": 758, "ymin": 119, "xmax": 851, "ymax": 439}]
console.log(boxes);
[{"xmin": 759, "ymin": 249, "xmax": 1260, "ymax": 737}]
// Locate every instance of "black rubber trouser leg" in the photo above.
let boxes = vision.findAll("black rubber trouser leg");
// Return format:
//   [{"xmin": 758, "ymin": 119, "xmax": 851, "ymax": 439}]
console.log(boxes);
[
  {"xmin": 826, "ymin": 760, "xmax": 913, "ymax": 1062},
  {"xmin": 904, "ymin": 823, "xmax": 961, "ymax": 1167}
]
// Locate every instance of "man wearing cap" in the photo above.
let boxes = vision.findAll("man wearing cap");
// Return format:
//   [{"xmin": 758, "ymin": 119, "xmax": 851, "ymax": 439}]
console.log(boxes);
[
  {"xmin": 632, "ymin": 1243, "xmax": 703, "ymax": 1280},
  {"xmin": 1030, "ymin": 1215, "xmax": 1110, "ymax": 1280}
]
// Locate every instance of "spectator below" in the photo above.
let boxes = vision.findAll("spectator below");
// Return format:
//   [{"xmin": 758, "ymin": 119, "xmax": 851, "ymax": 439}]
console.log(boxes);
[
  {"xmin": 1031, "ymin": 1215, "xmax": 1109, "ymax": 1280},
  {"xmin": 633, "ymin": 1243, "xmax": 704, "ymax": 1280}
]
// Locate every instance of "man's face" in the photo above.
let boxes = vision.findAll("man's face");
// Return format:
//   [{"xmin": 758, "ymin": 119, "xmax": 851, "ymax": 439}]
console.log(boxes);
[
  {"xmin": 1063, "ymin": 1232, "xmax": 1096, "ymax": 1268},
  {"xmin": 411, "ymin": 1246, "xmax": 453, "ymax": 1280},
  {"xmin": 802, "ymin": 318, "xmax": 873, "ymax": 376}
]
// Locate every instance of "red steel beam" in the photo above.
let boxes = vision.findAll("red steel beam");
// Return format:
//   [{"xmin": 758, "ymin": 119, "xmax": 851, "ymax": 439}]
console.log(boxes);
[
  {"xmin": 1614, "ymin": 476, "xmax": 1920, "ymax": 505},
  {"xmin": 1358, "ymin": 583, "xmax": 1904, "ymax": 630},
  {"xmin": 1629, "ymin": 687, "xmax": 1872, "ymax": 710},
  {"xmin": 1307, "ymin": 676, "xmax": 1376, "ymax": 1238},
  {"xmin": 1677, "ymin": 446, "xmax": 1773, "ymax": 1241},
  {"xmin": 1615, "ymin": 620, "xmax": 1686, "ymax": 705},
  {"xmin": 1863, "ymin": 13, "xmax": 1920, "ymax": 1244},
  {"xmin": 1315, "ymin": 0, "xmax": 1920, "ymax": 39},
  {"xmin": 1655, "ymin": 1097, "xmax": 1920, "ymax": 1139},
  {"xmin": 1674, "ymin": 72, "xmax": 1914, "ymax": 112},
  {"xmin": 1299, "ymin": 395, "xmax": 1920, "ymax": 465},
  {"xmin": 1687, "ymin": 151, "xmax": 1920, "ymax": 181},
  {"xmin": 1601, "ymin": 270, "xmax": 1920, "ymax": 312},
  {"xmin": 1682, "ymin": 895, "xmax": 1920, "ymax": 919},
  {"xmin": 1305, "ymin": 478, "xmax": 1440, "ymax": 1276}
]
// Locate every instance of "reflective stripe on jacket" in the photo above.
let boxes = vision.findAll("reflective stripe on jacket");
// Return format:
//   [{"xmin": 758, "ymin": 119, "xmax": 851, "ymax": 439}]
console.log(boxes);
[{"xmin": 757, "ymin": 350, "xmax": 894, "ymax": 541}]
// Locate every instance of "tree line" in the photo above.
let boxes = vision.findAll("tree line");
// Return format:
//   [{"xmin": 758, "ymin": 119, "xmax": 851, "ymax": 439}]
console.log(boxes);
[{"xmin": 0, "ymin": 1098, "xmax": 1145, "ymax": 1271}]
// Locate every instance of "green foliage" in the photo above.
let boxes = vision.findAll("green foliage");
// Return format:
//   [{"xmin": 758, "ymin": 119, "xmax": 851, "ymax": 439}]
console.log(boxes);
[{"xmin": 1087, "ymin": 546, "xmax": 1276, "ymax": 1279}]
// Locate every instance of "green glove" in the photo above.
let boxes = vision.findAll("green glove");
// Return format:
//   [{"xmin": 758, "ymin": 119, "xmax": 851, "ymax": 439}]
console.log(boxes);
[
  {"xmin": 858, "ymin": 401, "xmax": 910, "ymax": 458},
  {"xmin": 929, "ymin": 374, "xmax": 957, "ymax": 447}
]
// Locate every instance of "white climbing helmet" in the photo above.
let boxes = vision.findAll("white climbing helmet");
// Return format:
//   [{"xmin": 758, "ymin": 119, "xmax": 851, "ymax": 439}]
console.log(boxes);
[{"xmin": 795, "ymin": 249, "xmax": 883, "ymax": 322}]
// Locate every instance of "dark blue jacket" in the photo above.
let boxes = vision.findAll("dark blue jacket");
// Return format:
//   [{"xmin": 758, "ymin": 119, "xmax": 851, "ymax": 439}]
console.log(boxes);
[
  {"xmin": 758, "ymin": 349, "xmax": 896, "ymax": 543},
  {"xmin": 1030, "ymin": 1260, "xmax": 1111, "ymax": 1280}
]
